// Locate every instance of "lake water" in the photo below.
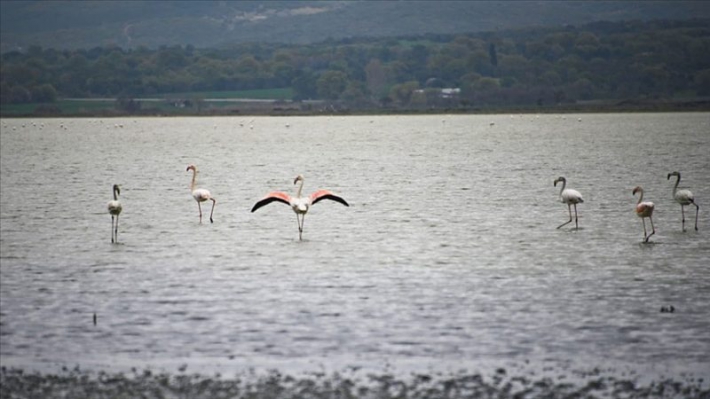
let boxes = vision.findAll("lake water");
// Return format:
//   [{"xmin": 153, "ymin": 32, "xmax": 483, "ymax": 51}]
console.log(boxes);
[{"xmin": 1, "ymin": 113, "xmax": 709, "ymax": 386}]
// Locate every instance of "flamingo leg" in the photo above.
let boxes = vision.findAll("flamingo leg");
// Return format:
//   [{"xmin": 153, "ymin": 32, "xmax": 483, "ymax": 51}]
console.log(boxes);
[
  {"xmin": 294, "ymin": 214, "xmax": 303, "ymax": 240},
  {"xmin": 300, "ymin": 214, "xmax": 306, "ymax": 241},
  {"xmin": 681, "ymin": 205, "xmax": 686, "ymax": 232},
  {"xmin": 197, "ymin": 201, "xmax": 203, "ymax": 223},
  {"xmin": 574, "ymin": 203, "xmax": 579, "ymax": 229},
  {"xmin": 693, "ymin": 202, "xmax": 699, "ymax": 231},
  {"xmin": 209, "ymin": 198, "xmax": 216, "ymax": 224},
  {"xmin": 115, "ymin": 214, "xmax": 119, "ymax": 243},
  {"xmin": 641, "ymin": 218, "xmax": 648, "ymax": 241},
  {"xmin": 557, "ymin": 205, "xmax": 573, "ymax": 229},
  {"xmin": 647, "ymin": 216, "xmax": 655, "ymax": 242},
  {"xmin": 111, "ymin": 215, "xmax": 115, "ymax": 243}
]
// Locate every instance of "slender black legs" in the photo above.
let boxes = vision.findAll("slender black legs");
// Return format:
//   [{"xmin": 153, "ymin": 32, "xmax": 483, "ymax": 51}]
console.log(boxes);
[
  {"xmin": 681, "ymin": 203, "xmax": 700, "ymax": 232},
  {"xmin": 642, "ymin": 217, "xmax": 655, "ymax": 243},
  {"xmin": 111, "ymin": 215, "xmax": 119, "ymax": 243},
  {"xmin": 557, "ymin": 204, "xmax": 579, "ymax": 230},
  {"xmin": 295, "ymin": 214, "xmax": 306, "ymax": 240}
]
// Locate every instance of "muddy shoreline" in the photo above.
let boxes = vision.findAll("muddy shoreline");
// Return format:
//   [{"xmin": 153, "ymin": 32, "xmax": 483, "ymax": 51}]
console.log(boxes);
[
  {"xmin": 1, "ymin": 365, "xmax": 707, "ymax": 399},
  {"xmin": 2, "ymin": 97, "xmax": 709, "ymax": 118}
]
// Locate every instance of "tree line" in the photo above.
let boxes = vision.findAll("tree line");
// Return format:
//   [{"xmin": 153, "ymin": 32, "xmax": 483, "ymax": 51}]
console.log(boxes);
[{"xmin": 2, "ymin": 18, "xmax": 710, "ymax": 110}]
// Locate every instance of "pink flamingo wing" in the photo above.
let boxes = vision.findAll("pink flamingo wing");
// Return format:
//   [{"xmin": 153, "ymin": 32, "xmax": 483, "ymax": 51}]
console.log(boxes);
[
  {"xmin": 251, "ymin": 191, "xmax": 292, "ymax": 212},
  {"xmin": 310, "ymin": 190, "xmax": 349, "ymax": 206},
  {"xmin": 636, "ymin": 202, "xmax": 654, "ymax": 215}
]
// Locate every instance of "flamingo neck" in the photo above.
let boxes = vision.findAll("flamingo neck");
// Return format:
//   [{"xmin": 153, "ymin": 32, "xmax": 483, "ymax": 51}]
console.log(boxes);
[
  {"xmin": 671, "ymin": 174, "xmax": 680, "ymax": 196},
  {"xmin": 636, "ymin": 189, "xmax": 644, "ymax": 204},
  {"xmin": 113, "ymin": 187, "xmax": 119, "ymax": 201},
  {"xmin": 558, "ymin": 180, "xmax": 566, "ymax": 198},
  {"xmin": 190, "ymin": 169, "xmax": 197, "ymax": 192},
  {"xmin": 296, "ymin": 179, "xmax": 304, "ymax": 198}
]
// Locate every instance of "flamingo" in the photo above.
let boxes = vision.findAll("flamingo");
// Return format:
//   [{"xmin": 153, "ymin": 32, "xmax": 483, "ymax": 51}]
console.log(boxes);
[
  {"xmin": 186, "ymin": 164, "xmax": 216, "ymax": 223},
  {"xmin": 251, "ymin": 174, "xmax": 349, "ymax": 240},
  {"xmin": 108, "ymin": 184, "xmax": 122, "ymax": 243},
  {"xmin": 553, "ymin": 176, "xmax": 584, "ymax": 229},
  {"xmin": 632, "ymin": 186, "xmax": 655, "ymax": 242},
  {"xmin": 667, "ymin": 171, "xmax": 699, "ymax": 231}
]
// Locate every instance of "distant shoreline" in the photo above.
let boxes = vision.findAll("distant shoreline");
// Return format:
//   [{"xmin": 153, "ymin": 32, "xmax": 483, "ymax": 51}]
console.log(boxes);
[{"xmin": 2, "ymin": 97, "xmax": 709, "ymax": 118}]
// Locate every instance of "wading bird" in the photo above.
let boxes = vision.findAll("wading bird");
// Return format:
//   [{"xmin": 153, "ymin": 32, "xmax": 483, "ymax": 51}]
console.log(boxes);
[
  {"xmin": 553, "ymin": 176, "xmax": 584, "ymax": 229},
  {"xmin": 667, "ymin": 171, "xmax": 698, "ymax": 231},
  {"xmin": 186, "ymin": 164, "xmax": 216, "ymax": 223},
  {"xmin": 108, "ymin": 184, "xmax": 122, "ymax": 243},
  {"xmin": 633, "ymin": 186, "xmax": 655, "ymax": 242},
  {"xmin": 251, "ymin": 174, "xmax": 349, "ymax": 240}
]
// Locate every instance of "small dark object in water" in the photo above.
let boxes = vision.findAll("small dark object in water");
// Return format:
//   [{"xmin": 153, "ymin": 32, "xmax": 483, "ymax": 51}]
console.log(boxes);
[
  {"xmin": 660, "ymin": 305, "xmax": 675, "ymax": 313},
  {"xmin": 93, "ymin": 313, "xmax": 97, "ymax": 325}
]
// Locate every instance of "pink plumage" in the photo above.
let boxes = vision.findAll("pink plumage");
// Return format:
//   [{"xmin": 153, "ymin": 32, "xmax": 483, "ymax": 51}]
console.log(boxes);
[
  {"xmin": 632, "ymin": 186, "xmax": 655, "ymax": 242},
  {"xmin": 252, "ymin": 175, "xmax": 349, "ymax": 240}
]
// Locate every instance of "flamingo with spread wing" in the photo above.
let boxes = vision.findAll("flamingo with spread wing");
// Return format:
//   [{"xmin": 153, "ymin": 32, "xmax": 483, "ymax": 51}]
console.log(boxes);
[{"xmin": 251, "ymin": 174, "xmax": 349, "ymax": 240}]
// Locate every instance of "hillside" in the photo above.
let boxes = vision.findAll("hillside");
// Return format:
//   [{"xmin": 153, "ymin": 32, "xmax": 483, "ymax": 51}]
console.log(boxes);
[
  {"xmin": 2, "ymin": 1, "xmax": 710, "ymax": 52},
  {"xmin": 3, "ymin": 16, "xmax": 710, "ymax": 116}
]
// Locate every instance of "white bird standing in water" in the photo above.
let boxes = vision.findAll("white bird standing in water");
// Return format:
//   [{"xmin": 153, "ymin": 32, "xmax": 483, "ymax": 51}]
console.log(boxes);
[
  {"xmin": 554, "ymin": 176, "xmax": 584, "ymax": 229},
  {"xmin": 186, "ymin": 164, "xmax": 216, "ymax": 223},
  {"xmin": 251, "ymin": 174, "xmax": 349, "ymax": 240},
  {"xmin": 633, "ymin": 186, "xmax": 655, "ymax": 242},
  {"xmin": 108, "ymin": 184, "xmax": 122, "ymax": 243},
  {"xmin": 667, "ymin": 171, "xmax": 699, "ymax": 231}
]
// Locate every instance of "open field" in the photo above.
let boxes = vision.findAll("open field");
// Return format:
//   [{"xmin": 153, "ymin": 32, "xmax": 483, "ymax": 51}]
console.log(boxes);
[{"xmin": 0, "ymin": 88, "xmax": 298, "ymax": 117}]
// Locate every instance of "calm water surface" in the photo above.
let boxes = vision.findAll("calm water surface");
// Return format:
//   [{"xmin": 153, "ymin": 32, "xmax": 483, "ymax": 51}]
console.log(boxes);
[{"xmin": 1, "ymin": 113, "xmax": 709, "ymax": 379}]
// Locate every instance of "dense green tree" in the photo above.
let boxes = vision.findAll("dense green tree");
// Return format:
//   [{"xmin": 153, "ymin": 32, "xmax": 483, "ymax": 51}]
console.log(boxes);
[
  {"xmin": 1, "ymin": 17, "xmax": 709, "ymax": 108},
  {"xmin": 389, "ymin": 80, "xmax": 419, "ymax": 106},
  {"xmin": 9, "ymin": 85, "xmax": 31, "ymax": 103},
  {"xmin": 317, "ymin": 70, "xmax": 348, "ymax": 100},
  {"xmin": 31, "ymin": 84, "xmax": 57, "ymax": 102},
  {"xmin": 340, "ymin": 81, "xmax": 370, "ymax": 107},
  {"xmin": 291, "ymin": 71, "xmax": 317, "ymax": 100},
  {"xmin": 365, "ymin": 59, "xmax": 387, "ymax": 99},
  {"xmin": 156, "ymin": 46, "xmax": 188, "ymax": 70},
  {"xmin": 473, "ymin": 77, "xmax": 500, "ymax": 91}
]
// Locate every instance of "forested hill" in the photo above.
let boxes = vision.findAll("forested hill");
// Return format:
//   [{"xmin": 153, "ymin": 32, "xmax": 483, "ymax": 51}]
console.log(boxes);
[
  {"xmin": 3, "ymin": 17, "xmax": 710, "ymax": 113},
  {"xmin": 2, "ymin": 1, "xmax": 710, "ymax": 53}
]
